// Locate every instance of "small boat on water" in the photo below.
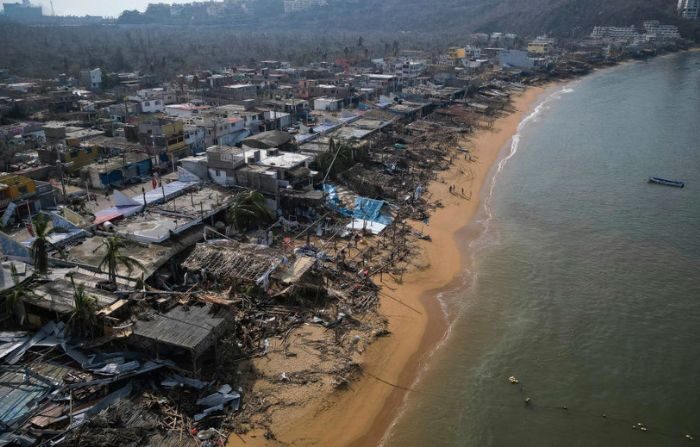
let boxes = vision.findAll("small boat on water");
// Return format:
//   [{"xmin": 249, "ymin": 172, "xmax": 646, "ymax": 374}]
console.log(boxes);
[{"xmin": 649, "ymin": 177, "xmax": 685, "ymax": 188}]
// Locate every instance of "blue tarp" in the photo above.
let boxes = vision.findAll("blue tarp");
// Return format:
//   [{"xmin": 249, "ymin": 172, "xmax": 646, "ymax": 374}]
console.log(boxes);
[
  {"xmin": 323, "ymin": 184, "xmax": 353, "ymax": 217},
  {"xmin": 353, "ymin": 197, "xmax": 392, "ymax": 225},
  {"xmin": 0, "ymin": 232, "xmax": 31, "ymax": 260},
  {"xmin": 323, "ymin": 184, "xmax": 393, "ymax": 225}
]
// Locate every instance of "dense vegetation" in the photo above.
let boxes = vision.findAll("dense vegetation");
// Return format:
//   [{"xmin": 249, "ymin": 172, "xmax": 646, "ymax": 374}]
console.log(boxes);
[
  {"xmin": 0, "ymin": 0, "xmax": 697, "ymax": 78},
  {"xmin": 0, "ymin": 24, "xmax": 449, "ymax": 78}
]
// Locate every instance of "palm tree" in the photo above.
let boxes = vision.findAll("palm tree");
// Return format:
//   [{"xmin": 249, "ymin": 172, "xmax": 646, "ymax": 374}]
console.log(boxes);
[
  {"xmin": 98, "ymin": 237, "xmax": 145, "ymax": 286},
  {"xmin": 1, "ymin": 264, "xmax": 31, "ymax": 325},
  {"xmin": 227, "ymin": 190, "xmax": 273, "ymax": 233},
  {"xmin": 30, "ymin": 213, "xmax": 64, "ymax": 275},
  {"xmin": 317, "ymin": 139, "xmax": 354, "ymax": 182},
  {"xmin": 67, "ymin": 275, "xmax": 97, "ymax": 337}
]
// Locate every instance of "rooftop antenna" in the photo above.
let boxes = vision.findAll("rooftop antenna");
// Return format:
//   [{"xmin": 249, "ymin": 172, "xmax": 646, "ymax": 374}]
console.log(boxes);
[{"xmin": 50, "ymin": 0, "xmax": 55, "ymax": 16}]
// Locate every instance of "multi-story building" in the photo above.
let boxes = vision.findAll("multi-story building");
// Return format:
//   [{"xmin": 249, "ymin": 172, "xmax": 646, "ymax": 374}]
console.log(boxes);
[
  {"xmin": 395, "ymin": 60, "xmax": 426, "ymax": 82},
  {"xmin": 313, "ymin": 97, "xmax": 343, "ymax": 112},
  {"xmin": 465, "ymin": 45, "xmax": 482, "ymax": 60},
  {"xmin": 38, "ymin": 145, "xmax": 101, "ymax": 173},
  {"xmin": 528, "ymin": 36, "xmax": 556, "ymax": 54},
  {"xmin": 678, "ymin": 0, "xmax": 699, "ymax": 19},
  {"xmin": 184, "ymin": 125, "xmax": 206, "ymax": 154},
  {"xmin": 79, "ymin": 68, "xmax": 102, "ymax": 90},
  {"xmin": 643, "ymin": 21, "xmax": 682, "ymax": 40},
  {"xmin": 0, "ymin": 174, "xmax": 54, "ymax": 218},
  {"xmin": 206, "ymin": 145, "xmax": 247, "ymax": 186},
  {"xmin": 590, "ymin": 26, "xmax": 640, "ymax": 43},
  {"xmin": 219, "ymin": 84, "xmax": 258, "ymax": 101},
  {"xmin": 138, "ymin": 118, "xmax": 189, "ymax": 164},
  {"xmin": 447, "ymin": 47, "xmax": 466, "ymax": 60}
]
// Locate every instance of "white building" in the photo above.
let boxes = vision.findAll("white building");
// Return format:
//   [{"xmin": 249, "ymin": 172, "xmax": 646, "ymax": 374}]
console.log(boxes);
[
  {"xmin": 139, "ymin": 98, "xmax": 165, "ymax": 113},
  {"xmin": 165, "ymin": 103, "xmax": 211, "ymax": 118},
  {"xmin": 80, "ymin": 68, "xmax": 102, "ymax": 90},
  {"xmin": 314, "ymin": 97, "xmax": 343, "ymax": 112},
  {"xmin": 184, "ymin": 125, "xmax": 207, "ymax": 154},
  {"xmin": 590, "ymin": 26, "xmax": 640, "ymax": 43},
  {"xmin": 137, "ymin": 87, "xmax": 177, "ymax": 105},
  {"xmin": 264, "ymin": 111, "xmax": 292, "ymax": 130},
  {"xmin": 678, "ymin": 0, "xmax": 699, "ymax": 19},
  {"xmin": 206, "ymin": 145, "xmax": 247, "ymax": 186},
  {"xmin": 89, "ymin": 69, "xmax": 102, "ymax": 89},
  {"xmin": 395, "ymin": 60, "xmax": 426, "ymax": 81},
  {"xmin": 465, "ymin": 45, "xmax": 482, "ymax": 60},
  {"xmin": 643, "ymin": 21, "xmax": 682, "ymax": 40}
]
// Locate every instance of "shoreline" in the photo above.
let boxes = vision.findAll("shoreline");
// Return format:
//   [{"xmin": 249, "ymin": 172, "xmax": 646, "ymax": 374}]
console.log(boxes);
[{"xmin": 260, "ymin": 84, "xmax": 552, "ymax": 446}]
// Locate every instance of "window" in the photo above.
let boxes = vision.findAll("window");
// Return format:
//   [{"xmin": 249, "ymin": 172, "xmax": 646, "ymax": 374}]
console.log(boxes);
[
  {"xmin": 145, "ymin": 101, "xmax": 150, "ymax": 107},
  {"xmin": 215, "ymin": 169, "xmax": 221, "ymax": 176}
]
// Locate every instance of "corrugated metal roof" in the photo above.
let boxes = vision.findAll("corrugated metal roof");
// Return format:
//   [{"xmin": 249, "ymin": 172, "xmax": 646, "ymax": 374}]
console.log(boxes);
[
  {"xmin": 0, "ymin": 366, "xmax": 53, "ymax": 428},
  {"xmin": 132, "ymin": 304, "xmax": 232, "ymax": 355}
]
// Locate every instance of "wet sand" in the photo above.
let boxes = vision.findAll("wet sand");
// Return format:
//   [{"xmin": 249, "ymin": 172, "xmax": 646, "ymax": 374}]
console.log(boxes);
[{"xmin": 232, "ymin": 85, "xmax": 547, "ymax": 447}]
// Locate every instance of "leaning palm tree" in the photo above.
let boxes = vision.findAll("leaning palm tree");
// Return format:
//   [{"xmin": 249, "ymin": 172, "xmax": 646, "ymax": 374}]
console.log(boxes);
[
  {"xmin": 227, "ymin": 190, "xmax": 273, "ymax": 233},
  {"xmin": 30, "ymin": 213, "xmax": 65, "ymax": 275},
  {"xmin": 98, "ymin": 237, "xmax": 145, "ymax": 286},
  {"xmin": 317, "ymin": 139, "xmax": 354, "ymax": 182},
  {"xmin": 67, "ymin": 275, "xmax": 98, "ymax": 337}
]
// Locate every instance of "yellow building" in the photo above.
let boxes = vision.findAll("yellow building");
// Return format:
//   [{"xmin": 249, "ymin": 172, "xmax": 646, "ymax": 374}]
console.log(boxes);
[
  {"xmin": 0, "ymin": 174, "xmax": 37, "ymax": 211},
  {"xmin": 0, "ymin": 175, "xmax": 37, "ymax": 201},
  {"xmin": 447, "ymin": 47, "xmax": 466, "ymax": 60},
  {"xmin": 162, "ymin": 120, "xmax": 187, "ymax": 156},
  {"xmin": 139, "ymin": 119, "xmax": 187, "ymax": 159},
  {"xmin": 60, "ymin": 146, "xmax": 101, "ymax": 173},
  {"xmin": 528, "ymin": 41, "xmax": 552, "ymax": 54}
]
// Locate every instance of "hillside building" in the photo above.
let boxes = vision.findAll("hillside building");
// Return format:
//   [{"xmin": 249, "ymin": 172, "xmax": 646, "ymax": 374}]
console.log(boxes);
[{"xmin": 678, "ymin": 0, "xmax": 699, "ymax": 19}]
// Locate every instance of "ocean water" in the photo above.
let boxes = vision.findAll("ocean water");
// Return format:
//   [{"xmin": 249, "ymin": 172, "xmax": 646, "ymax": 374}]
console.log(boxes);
[{"xmin": 384, "ymin": 51, "xmax": 700, "ymax": 447}]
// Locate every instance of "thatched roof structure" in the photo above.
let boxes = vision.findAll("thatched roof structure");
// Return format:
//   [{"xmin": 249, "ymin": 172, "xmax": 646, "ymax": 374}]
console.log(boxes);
[{"xmin": 182, "ymin": 240, "xmax": 283, "ymax": 286}]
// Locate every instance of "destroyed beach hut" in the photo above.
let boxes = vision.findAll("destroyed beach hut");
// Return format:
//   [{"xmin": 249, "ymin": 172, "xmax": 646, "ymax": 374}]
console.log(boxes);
[
  {"xmin": 182, "ymin": 240, "xmax": 322, "ymax": 299},
  {"xmin": 12, "ymin": 268, "xmax": 134, "ymax": 331},
  {"xmin": 338, "ymin": 163, "xmax": 402, "ymax": 199},
  {"xmin": 182, "ymin": 240, "xmax": 284, "ymax": 291},
  {"xmin": 0, "ymin": 321, "xmax": 177, "ymax": 445},
  {"xmin": 129, "ymin": 303, "xmax": 233, "ymax": 375}
]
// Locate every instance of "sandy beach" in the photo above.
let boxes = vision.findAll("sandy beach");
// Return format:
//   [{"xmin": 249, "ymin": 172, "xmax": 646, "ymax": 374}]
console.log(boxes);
[{"xmin": 232, "ymin": 85, "xmax": 547, "ymax": 446}]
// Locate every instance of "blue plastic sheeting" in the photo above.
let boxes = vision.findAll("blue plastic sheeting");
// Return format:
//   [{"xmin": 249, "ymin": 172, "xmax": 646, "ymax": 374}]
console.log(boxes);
[
  {"xmin": 0, "ymin": 232, "xmax": 30, "ymax": 260},
  {"xmin": 323, "ymin": 184, "xmax": 393, "ymax": 225},
  {"xmin": 353, "ymin": 197, "xmax": 393, "ymax": 225},
  {"xmin": 43, "ymin": 211, "xmax": 81, "ymax": 232},
  {"xmin": 323, "ymin": 184, "xmax": 353, "ymax": 217}
]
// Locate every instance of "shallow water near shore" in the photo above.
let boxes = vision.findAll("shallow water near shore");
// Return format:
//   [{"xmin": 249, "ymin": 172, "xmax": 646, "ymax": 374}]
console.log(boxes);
[{"xmin": 384, "ymin": 51, "xmax": 700, "ymax": 447}]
